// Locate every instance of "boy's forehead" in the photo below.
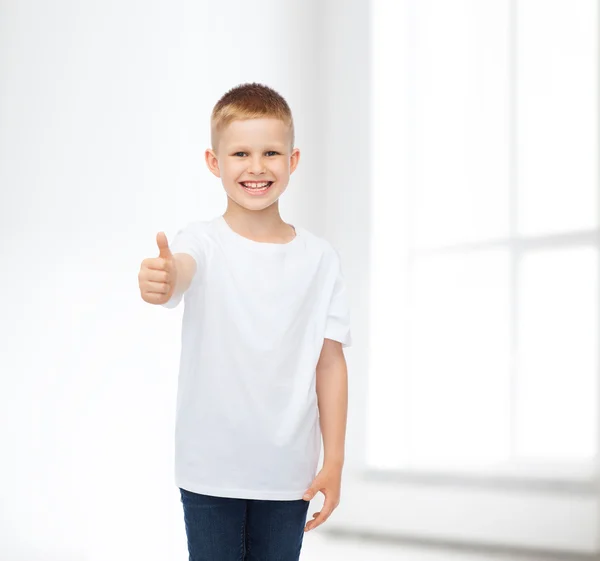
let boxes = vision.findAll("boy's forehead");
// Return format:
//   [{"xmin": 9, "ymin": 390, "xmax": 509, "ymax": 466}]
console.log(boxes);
[
  {"xmin": 221, "ymin": 118, "xmax": 290, "ymax": 144},
  {"xmin": 217, "ymin": 118, "xmax": 292, "ymax": 151}
]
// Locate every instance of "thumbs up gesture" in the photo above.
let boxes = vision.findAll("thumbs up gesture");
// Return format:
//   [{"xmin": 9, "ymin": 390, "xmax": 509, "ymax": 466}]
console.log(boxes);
[{"xmin": 138, "ymin": 232, "xmax": 179, "ymax": 305}]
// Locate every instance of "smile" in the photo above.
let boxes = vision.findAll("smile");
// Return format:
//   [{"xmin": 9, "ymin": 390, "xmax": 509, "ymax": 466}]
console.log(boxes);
[{"xmin": 239, "ymin": 182, "xmax": 274, "ymax": 195}]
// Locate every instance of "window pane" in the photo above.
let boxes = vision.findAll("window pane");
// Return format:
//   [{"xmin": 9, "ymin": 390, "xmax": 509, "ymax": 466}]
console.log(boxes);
[
  {"xmin": 516, "ymin": 247, "xmax": 598, "ymax": 459},
  {"xmin": 406, "ymin": 249, "xmax": 511, "ymax": 467},
  {"xmin": 410, "ymin": 0, "xmax": 510, "ymax": 250},
  {"xmin": 517, "ymin": 0, "xmax": 598, "ymax": 235}
]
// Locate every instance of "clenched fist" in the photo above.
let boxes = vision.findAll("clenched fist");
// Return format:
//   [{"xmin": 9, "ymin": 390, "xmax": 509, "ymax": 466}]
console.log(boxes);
[{"xmin": 138, "ymin": 232, "xmax": 179, "ymax": 305}]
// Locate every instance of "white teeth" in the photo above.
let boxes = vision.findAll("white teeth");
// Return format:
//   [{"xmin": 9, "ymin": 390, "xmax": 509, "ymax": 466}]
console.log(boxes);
[{"xmin": 242, "ymin": 182, "xmax": 270, "ymax": 188}]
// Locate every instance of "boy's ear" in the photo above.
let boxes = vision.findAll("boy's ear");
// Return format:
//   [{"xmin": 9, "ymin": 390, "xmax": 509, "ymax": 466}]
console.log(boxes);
[
  {"xmin": 289, "ymin": 148, "xmax": 300, "ymax": 174},
  {"xmin": 205, "ymin": 148, "xmax": 221, "ymax": 178}
]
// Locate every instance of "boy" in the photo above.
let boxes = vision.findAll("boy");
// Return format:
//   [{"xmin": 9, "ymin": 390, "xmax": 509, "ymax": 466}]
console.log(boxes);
[{"xmin": 137, "ymin": 82, "xmax": 352, "ymax": 560}]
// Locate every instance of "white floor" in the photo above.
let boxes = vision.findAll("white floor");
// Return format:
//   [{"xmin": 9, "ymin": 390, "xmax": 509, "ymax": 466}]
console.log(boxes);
[{"xmin": 300, "ymin": 532, "xmax": 588, "ymax": 561}]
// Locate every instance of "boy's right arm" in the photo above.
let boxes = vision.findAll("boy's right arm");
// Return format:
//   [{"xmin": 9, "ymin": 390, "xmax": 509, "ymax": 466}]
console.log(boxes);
[
  {"xmin": 172, "ymin": 253, "xmax": 197, "ymax": 296},
  {"xmin": 138, "ymin": 232, "xmax": 197, "ymax": 306}
]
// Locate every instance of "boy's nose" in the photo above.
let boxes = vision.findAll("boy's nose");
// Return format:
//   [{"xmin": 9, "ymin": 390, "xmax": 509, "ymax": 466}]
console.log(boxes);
[{"xmin": 249, "ymin": 158, "xmax": 266, "ymax": 174}]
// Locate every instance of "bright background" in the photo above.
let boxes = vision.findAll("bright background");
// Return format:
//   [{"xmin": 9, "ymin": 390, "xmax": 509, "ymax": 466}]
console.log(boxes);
[{"xmin": 1, "ymin": 0, "xmax": 598, "ymax": 559}]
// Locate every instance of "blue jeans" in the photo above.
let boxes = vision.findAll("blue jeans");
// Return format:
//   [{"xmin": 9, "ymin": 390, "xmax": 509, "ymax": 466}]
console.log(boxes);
[{"xmin": 179, "ymin": 487, "xmax": 311, "ymax": 561}]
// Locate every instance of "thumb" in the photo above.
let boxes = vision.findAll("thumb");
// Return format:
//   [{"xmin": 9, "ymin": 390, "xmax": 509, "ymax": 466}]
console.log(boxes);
[
  {"xmin": 156, "ymin": 231, "xmax": 173, "ymax": 260},
  {"xmin": 303, "ymin": 487, "xmax": 317, "ymax": 501}
]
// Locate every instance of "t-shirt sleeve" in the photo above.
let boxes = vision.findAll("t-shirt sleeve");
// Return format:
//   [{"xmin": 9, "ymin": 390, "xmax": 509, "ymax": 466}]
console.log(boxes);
[
  {"xmin": 324, "ymin": 249, "xmax": 353, "ymax": 348},
  {"xmin": 161, "ymin": 221, "xmax": 207, "ymax": 309}
]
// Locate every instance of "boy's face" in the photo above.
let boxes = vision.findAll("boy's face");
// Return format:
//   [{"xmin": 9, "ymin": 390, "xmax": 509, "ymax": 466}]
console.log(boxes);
[{"xmin": 205, "ymin": 118, "xmax": 300, "ymax": 212}]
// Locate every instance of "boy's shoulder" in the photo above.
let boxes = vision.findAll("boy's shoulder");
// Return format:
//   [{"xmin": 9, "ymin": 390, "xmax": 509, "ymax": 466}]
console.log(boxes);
[
  {"xmin": 297, "ymin": 226, "xmax": 338, "ymax": 257},
  {"xmin": 175, "ymin": 217, "xmax": 216, "ymax": 244},
  {"xmin": 184, "ymin": 218, "xmax": 214, "ymax": 232}
]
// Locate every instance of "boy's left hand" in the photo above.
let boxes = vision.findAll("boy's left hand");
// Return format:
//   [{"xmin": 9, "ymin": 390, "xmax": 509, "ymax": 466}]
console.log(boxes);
[{"xmin": 302, "ymin": 464, "xmax": 342, "ymax": 532}]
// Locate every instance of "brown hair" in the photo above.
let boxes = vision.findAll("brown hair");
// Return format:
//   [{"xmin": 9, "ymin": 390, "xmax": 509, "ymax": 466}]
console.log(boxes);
[{"xmin": 210, "ymin": 82, "xmax": 295, "ymax": 152}]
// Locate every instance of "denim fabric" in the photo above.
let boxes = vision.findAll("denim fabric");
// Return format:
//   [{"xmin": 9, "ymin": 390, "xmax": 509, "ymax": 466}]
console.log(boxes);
[{"xmin": 180, "ymin": 487, "xmax": 311, "ymax": 561}]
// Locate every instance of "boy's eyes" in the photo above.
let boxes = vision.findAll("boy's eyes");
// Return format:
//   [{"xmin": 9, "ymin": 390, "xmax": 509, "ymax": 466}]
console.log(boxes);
[{"xmin": 233, "ymin": 151, "xmax": 280, "ymax": 157}]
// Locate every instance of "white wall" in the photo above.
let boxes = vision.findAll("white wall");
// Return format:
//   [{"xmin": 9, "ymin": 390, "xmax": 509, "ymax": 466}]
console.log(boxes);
[
  {"xmin": 319, "ymin": 0, "xmax": 600, "ymax": 556},
  {"xmin": 0, "ymin": 1, "xmax": 333, "ymax": 559},
  {"xmin": 319, "ymin": 0, "xmax": 371, "ymax": 477}
]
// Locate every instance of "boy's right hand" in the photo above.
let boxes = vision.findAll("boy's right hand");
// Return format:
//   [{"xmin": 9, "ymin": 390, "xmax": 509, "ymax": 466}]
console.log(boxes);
[{"xmin": 138, "ymin": 232, "xmax": 179, "ymax": 305}]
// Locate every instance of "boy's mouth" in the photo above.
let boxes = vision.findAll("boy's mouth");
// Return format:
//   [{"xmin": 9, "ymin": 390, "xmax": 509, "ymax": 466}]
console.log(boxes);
[{"xmin": 239, "ymin": 181, "xmax": 274, "ymax": 195}]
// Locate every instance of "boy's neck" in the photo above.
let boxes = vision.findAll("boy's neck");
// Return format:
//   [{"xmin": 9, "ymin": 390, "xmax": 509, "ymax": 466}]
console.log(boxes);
[{"xmin": 222, "ymin": 209, "xmax": 296, "ymax": 243}]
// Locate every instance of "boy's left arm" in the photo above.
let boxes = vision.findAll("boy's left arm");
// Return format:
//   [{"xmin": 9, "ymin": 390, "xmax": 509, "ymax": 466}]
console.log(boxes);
[{"xmin": 302, "ymin": 338, "xmax": 348, "ymax": 532}]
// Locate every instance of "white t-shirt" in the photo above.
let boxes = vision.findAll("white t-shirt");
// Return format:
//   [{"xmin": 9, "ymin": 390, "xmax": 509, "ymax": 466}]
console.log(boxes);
[{"xmin": 161, "ymin": 214, "xmax": 352, "ymax": 500}]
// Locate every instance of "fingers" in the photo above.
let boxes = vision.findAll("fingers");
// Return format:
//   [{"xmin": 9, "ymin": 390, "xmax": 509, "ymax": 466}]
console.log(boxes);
[
  {"xmin": 138, "ymin": 232, "xmax": 176, "ymax": 305},
  {"xmin": 156, "ymin": 231, "xmax": 173, "ymax": 259},
  {"xmin": 305, "ymin": 509, "xmax": 328, "ymax": 532},
  {"xmin": 143, "ymin": 280, "xmax": 171, "ymax": 294},
  {"xmin": 138, "ymin": 262, "xmax": 173, "ymax": 301},
  {"xmin": 305, "ymin": 499, "xmax": 336, "ymax": 532},
  {"xmin": 143, "ymin": 267, "xmax": 171, "ymax": 282},
  {"xmin": 139, "ymin": 264, "xmax": 171, "ymax": 282},
  {"xmin": 142, "ymin": 257, "xmax": 173, "ymax": 273}
]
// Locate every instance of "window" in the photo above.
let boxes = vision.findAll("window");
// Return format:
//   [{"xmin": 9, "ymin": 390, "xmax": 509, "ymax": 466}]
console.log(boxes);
[{"xmin": 368, "ymin": 0, "xmax": 598, "ymax": 478}]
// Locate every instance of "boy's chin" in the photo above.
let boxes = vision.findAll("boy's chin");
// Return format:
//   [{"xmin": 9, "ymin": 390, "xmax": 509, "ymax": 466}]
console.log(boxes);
[{"xmin": 226, "ymin": 189, "xmax": 283, "ymax": 209}]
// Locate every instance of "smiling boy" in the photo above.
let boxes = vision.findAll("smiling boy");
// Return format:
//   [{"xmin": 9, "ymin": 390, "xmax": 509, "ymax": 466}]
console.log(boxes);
[{"xmin": 137, "ymin": 82, "xmax": 352, "ymax": 560}]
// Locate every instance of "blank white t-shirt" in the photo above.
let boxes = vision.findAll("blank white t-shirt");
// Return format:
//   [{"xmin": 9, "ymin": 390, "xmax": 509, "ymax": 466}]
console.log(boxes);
[{"xmin": 162, "ymin": 214, "xmax": 352, "ymax": 500}]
